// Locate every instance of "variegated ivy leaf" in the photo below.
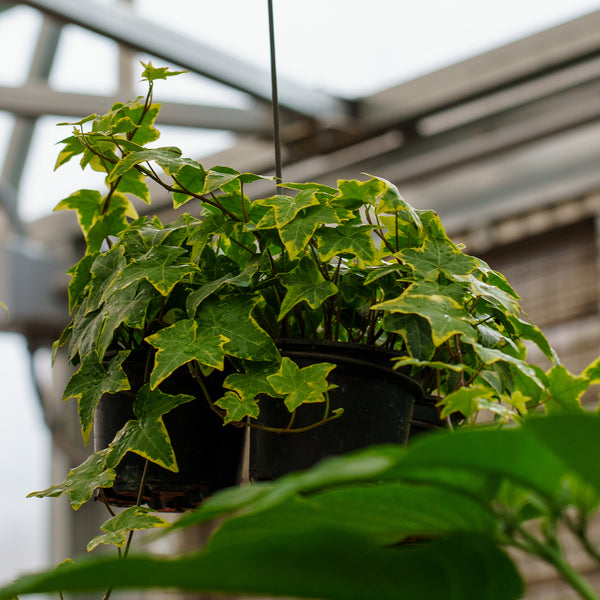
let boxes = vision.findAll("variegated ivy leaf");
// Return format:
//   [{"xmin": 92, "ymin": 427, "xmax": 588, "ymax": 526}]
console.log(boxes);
[
  {"xmin": 63, "ymin": 351, "xmax": 131, "ymax": 445},
  {"xmin": 454, "ymin": 274, "xmax": 521, "ymax": 316},
  {"xmin": 27, "ymin": 449, "xmax": 115, "ymax": 510},
  {"xmin": 55, "ymin": 133, "xmax": 86, "ymax": 169},
  {"xmin": 85, "ymin": 205, "xmax": 135, "ymax": 254},
  {"xmin": 253, "ymin": 192, "xmax": 320, "ymax": 229},
  {"xmin": 373, "ymin": 282, "xmax": 477, "ymax": 346},
  {"xmin": 195, "ymin": 295, "xmax": 279, "ymax": 362},
  {"xmin": 66, "ymin": 253, "xmax": 96, "ymax": 313},
  {"xmin": 141, "ymin": 60, "xmax": 188, "ymax": 81},
  {"xmin": 397, "ymin": 237, "xmax": 479, "ymax": 283},
  {"xmin": 382, "ymin": 313, "xmax": 435, "ymax": 360},
  {"xmin": 217, "ymin": 364, "xmax": 282, "ymax": 422},
  {"xmin": 583, "ymin": 356, "xmax": 600, "ymax": 383},
  {"xmin": 107, "ymin": 384, "xmax": 194, "ymax": 472},
  {"xmin": 508, "ymin": 315, "xmax": 559, "ymax": 364},
  {"xmin": 368, "ymin": 175, "xmax": 422, "ymax": 230},
  {"xmin": 279, "ymin": 257, "xmax": 338, "ymax": 321},
  {"xmin": 278, "ymin": 200, "xmax": 354, "ymax": 260},
  {"xmin": 107, "ymin": 147, "xmax": 186, "ymax": 182},
  {"xmin": 104, "ymin": 245, "xmax": 198, "ymax": 297},
  {"xmin": 96, "ymin": 280, "xmax": 161, "ymax": 360},
  {"xmin": 114, "ymin": 167, "xmax": 151, "ymax": 204},
  {"xmin": 146, "ymin": 319, "xmax": 229, "ymax": 390},
  {"xmin": 438, "ymin": 385, "xmax": 495, "ymax": 419},
  {"xmin": 544, "ymin": 364, "xmax": 587, "ymax": 415},
  {"xmin": 331, "ymin": 178, "xmax": 383, "ymax": 211},
  {"xmin": 54, "ymin": 190, "xmax": 137, "ymax": 239},
  {"xmin": 172, "ymin": 162, "xmax": 207, "ymax": 208},
  {"xmin": 469, "ymin": 342, "xmax": 546, "ymax": 390},
  {"xmin": 267, "ymin": 357, "xmax": 337, "ymax": 412},
  {"xmin": 202, "ymin": 166, "xmax": 264, "ymax": 194},
  {"xmin": 87, "ymin": 506, "xmax": 169, "ymax": 551},
  {"xmin": 314, "ymin": 224, "xmax": 378, "ymax": 265},
  {"xmin": 392, "ymin": 356, "xmax": 466, "ymax": 371},
  {"xmin": 215, "ymin": 391, "xmax": 261, "ymax": 424}
]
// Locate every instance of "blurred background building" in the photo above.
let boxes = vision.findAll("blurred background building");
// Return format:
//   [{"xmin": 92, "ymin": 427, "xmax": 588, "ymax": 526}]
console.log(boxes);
[{"xmin": 1, "ymin": 1, "xmax": 600, "ymax": 598}]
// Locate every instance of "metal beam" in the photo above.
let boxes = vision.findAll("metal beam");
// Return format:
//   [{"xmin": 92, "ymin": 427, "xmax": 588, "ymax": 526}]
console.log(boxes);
[
  {"xmin": 10, "ymin": 0, "xmax": 349, "ymax": 123},
  {"xmin": 0, "ymin": 84, "xmax": 275, "ymax": 134}
]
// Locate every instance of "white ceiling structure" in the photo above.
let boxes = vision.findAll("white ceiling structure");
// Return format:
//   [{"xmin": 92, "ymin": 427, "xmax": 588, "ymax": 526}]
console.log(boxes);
[{"xmin": 1, "ymin": 1, "xmax": 600, "ymax": 343}]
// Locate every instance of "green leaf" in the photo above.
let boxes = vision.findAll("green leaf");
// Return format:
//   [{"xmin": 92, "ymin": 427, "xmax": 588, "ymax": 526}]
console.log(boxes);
[
  {"xmin": 373, "ymin": 282, "xmax": 477, "ymax": 346},
  {"xmin": 397, "ymin": 237, "xmax": 479, "ymax": 282},
  {"xmin": 108, "ymin": 147, "xmax": 184, "ymax": 182},
  {"xmin": 438, "ymin": 385, "xmax": 494, "ymax": 419},
  {"xmin": 267, "ymin": 357, "xmax": 336, "ymax": 411},
  {"xmin": 194, "ymin": 295, "xmax": 279, "ymax": 362},
  {"xmin": 107, "ymin": 384, "xmax": 193, "ymax": 471},
  {"xmin": 314, "ymin": 224, "xmax": 378, "ymax": 264},
  {"xmin": 114, "ymin": 167, "xmax": 151, "ymax": 204},
  {"xmin": 210, "ymin": 481, "xmax": 496, "ymax": 549},
  {"xmin": 0, "ymin": 531, "xmax": 522, "ymax": 600},
  {"xmin": 278, "ymin": 200, "xmax": 351, "ymax": 260},
  {"xmin": 27, "ymin": 449, "xmax": 115, "ymax": 510},
  {"xmin": 455, "ymin": 274, "xmax": 521, "ymax": 316},
  {"xmin": 54, "ymin": 189, "xmax": 103, "ymax": 235},
  {"xmin": 544, "ymin": 364, "xmax": 587, "ymax": 415},
  {"xmin": 392, "ymin": 356, "xmax": 465, "ymax": 372},
  {"xmin": 63, "ymin": 351, "xmax": 130, "ymax": 445},
  {"xmin": 214, "ymin": 391, "xmax": 260, "ymax": 424},
  {"xmin": 87, "ymin": 506, "xmax": 169, "ymax": 551},
  {"xmin": 382, "ymin": 313, "xmax": 434, "ymax": 360},
  {"xmin": 54, "ymin": 134, "xmax": 86, "ymax": 169},
  {"xmin": 104, "ymin": 245, "xmax": 198, "ymax": 297},
  {"xmin": 369, "ymin": 175, "xmax": 422, "ymax": 229},
  {"xmin": 470, "ymin": 342, "xmax": 545, "ymax": 390},
  {"xmin": 253, "ymin": 193, "xmax": 319, "ymax": 229},
  {"xmin": 145, "ymin": 319, "xmax": 229, "ymax": 389},
  {"xmin": 279, "ymin": 257, "xmax": 338, "ymax": 321},
  {"xmin": 141, "ymin": 61, "xmax": 188, "ymax": 81}
]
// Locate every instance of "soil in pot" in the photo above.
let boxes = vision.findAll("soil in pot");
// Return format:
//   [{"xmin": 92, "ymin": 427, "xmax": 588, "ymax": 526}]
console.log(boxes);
[
  {"xmin": 94, "ymin": 351, "xmax": 245, "ymax": 512},
  {"xmin": 249, "ymin": 340, "xmax": 423, "ymax": 481}
]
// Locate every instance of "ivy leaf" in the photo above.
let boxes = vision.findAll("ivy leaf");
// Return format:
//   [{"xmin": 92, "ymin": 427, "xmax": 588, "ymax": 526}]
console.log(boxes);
[
  {"xmin": 87, "ymin": 506, "xmax": 169, "ymax": 551},
  {"xmin": 509, "ymin": 316, "xmax": 559, "ymax": 364},
  {"xmin": 397, "ymin": 237, "xmax": 479, "ymax": 282},
  {"xmin": 107, "ymin": 384, "xmax": 193, "ymax": 471},
  {"xmin": 195, "ymin": 295, "xmax": 279, "ymax": 362},
  {"xmin": 381, "ymin": 312, "xmax": 434, "ymax": 360},
  {"xmin": 279, "ymin": 257, "xmax": 338, "ymax": 321},
  {"xmin": 332, "ymin": 178, "xmax": 383, "ymax": 210},
  {"xmin": 253, "ymin": 192, "xmax": 320, "ymax": 229},
  {"xmin": 438, "ymin": 385, "xmax": 495, "ymax": 419},
  {"xmin": 67, "ymin": 253, "xmax": 97, "ymax": 313},
  {"xmin": 104, "ymin": 245, "xmax": 198, "ymax": 297},
  {"xmin": 470, "ymin": 342, "xmax": 546, "ymax": 390},
  {"xmin": 217, "ymin": 364, "xmax": 282, "ymax": 422},
  {"xmin": 369, "ymin": 175, "xmax": 422, "ymax": 229},
  {"xmin": 63, "ymin": 351, "xmax": 131, "ymax": 445},
  {"xmin": 544, "ymin": 365, "xmax": 587, "ymax": 415},
  {"xmin": 145, "ymin": 319, "xmax": 229, "ymax": 389},
  {"xmin": 373, "ymin": 283, "xmax": 477, "ymax": 346},
  {"xmin": 202, "ymin": 166, "xmax": 264, "ymax": 194},
  {"xmin": 114, "ymin": 167, "xmax": 151, "ymax": 204},
  {"xmin": 141, "ymin": 61, "xmax": 188, "ymax": 81},
  {"xmin": 267, "ymin": 357, "xmax": 336, "ymax": 411},
  {"xmin": 55, "ymin": 133, "xmax": 86, "ymax": 169},
  {"xmin": 278, "ymin": 201, "xmax": 351, "ymax": 260},
  {"xmin": 54, "ymin": 189, "xmax": 102, "ymax": 233},
  {"xmin": 314, "ymin": 224, "xmax": 377, "ymax": 265},
  {"xmin": 96, "ymin": 280, "xmax": 160, "ymax": 360},
  {"xmin": 107, "ymin": 147, "xmax": 185, "ymax": 182},
  {"xmin": 214, "ymin": 391, "xmax": 260, "ymax": 424},
  {"xmin": 455, "ymin": 274, "xmax": 521, "ymax": 316},
  {"xmin": 27, "ymin": 449, "xmax": 115, "ymax": 510},
  {"xmin": 392, "ymin": 356, "xmax": 465, "ymax": 372}
]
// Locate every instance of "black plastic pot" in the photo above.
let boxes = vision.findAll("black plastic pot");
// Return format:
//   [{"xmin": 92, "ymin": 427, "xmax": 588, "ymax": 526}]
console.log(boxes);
[
  {"xmin": 249, "ymin": 340, "xmax": 423, "ymax": 481},
  {"xmin": 94, "ymin": 351, "xmax": 245, "ymax": 512}
]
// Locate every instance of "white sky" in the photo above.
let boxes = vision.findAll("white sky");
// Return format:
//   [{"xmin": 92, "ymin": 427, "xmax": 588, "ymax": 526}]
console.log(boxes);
[{"xmin": 0, "ymin": 0, "xmax": 600, "ymax": 586}]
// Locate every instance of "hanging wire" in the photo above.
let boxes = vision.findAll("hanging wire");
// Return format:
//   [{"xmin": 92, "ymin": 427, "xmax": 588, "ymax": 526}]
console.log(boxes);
[{"xmin": 267, "ymin": 0, "xmax": 283, "ymax": 183}]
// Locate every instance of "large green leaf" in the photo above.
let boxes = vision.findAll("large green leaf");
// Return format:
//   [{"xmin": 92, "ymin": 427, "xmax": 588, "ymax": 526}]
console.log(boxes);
[
  {"xmin": 253, "ymin": 193, "xmax": 319, "ymax": 229},
  {"xmin": 279, "ymin": 257, "xmax": 338, "ymax": 320},
  {"xmin": 267, "ymin": 357, "xmax": 336, "ymax": 411},
  {"xmin": 194, "ymin": 295, "xmax": 279, "ymax": 362},
  {"xmin": 0, "ymin": 531, "xmax": 521, "ymax": 600},
  {"xmin": 87, "ymin": 506, "xmax": 169, "ymax": 551},
  {"xmin": 145, "ymin": 319, "xmax": 229, "ymax": 389},
  {"xmin": 210, "ymin": 482, "xmax": 496, "ymax": 550},
  {"xmin": 27, "ymin": 449, "xmax": 115, "ymax": 510},
  {"xmin": 63, "ymin": 351, "xmax": 130, "ymax": 444},
  {"xmin": 382, "ymin": 312, "xmax": 434, "ymax": 360},
  {"xmin": 107, "ymin": 384, "xmax": 193, "ymax": 471}
]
